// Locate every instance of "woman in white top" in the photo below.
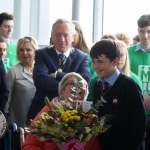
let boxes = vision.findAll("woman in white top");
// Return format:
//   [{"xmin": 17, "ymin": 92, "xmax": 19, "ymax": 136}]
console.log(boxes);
[{"xmin": 4, "ymin": 36, "xmax": 38, "ymax": 127}]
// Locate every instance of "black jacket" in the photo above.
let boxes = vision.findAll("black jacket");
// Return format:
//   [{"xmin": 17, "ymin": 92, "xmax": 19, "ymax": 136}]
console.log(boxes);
[{"xmin": 0, "ymin": 59, "xmax": 8, "ymax": 113}]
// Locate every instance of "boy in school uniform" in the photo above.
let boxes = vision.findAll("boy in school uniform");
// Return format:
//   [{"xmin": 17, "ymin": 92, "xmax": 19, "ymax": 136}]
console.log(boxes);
[{"xmin": 90, "ymin": 39, "xmax": 146, "ymax": 150}]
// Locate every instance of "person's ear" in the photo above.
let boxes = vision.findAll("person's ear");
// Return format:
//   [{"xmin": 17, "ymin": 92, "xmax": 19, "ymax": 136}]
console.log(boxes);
[
  {"xmin": 112, "ymin": 57, "xmax": 119, "ymax": 66},
  {"xmin": 60, "ymin": 89, "xmax": 65, "ymax": 97}
]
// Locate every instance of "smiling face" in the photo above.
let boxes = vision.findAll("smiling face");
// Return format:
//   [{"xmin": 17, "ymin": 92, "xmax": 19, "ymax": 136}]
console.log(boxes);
[
  {"xmin": 92, "ymin": 54, "xmax": 118, "ymax": 80},
  {"xmin": 117, "ymin": 46, "xmax": 127, "ymax": 72},
  {"xmin": 18, "ymin": 42, "xmax": 35, "ymax": 66},
  {"xmin": 0, "ymin": 42, "xmax": 7, "ymax": 60},
  {"xmin": 51, "ymin": 23, "xmax": 74, "ymax": 53},
  {"xmin": 0, "ymin": 20, "xmax": 13, "ymax": 38}
]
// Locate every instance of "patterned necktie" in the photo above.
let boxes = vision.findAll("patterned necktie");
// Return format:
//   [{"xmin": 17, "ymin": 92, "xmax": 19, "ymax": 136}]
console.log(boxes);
[
  {"xmin": 103, "ymin": 81, "xmax": 109, "ymax": 92},
  {"xmin": 59, "ymin": 54, "xmax": 66, "ymax": 69}
]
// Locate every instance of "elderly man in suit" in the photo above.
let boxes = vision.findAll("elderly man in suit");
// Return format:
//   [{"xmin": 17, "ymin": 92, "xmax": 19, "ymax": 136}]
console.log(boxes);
[{"xmin": 27, "ymin": 19, "xmax": 91, "ymax": 120}]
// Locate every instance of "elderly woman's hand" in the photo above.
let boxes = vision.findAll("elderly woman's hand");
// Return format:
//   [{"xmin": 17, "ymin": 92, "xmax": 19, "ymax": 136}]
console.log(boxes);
[
  {"xmin": 77, "ymin": 87, "xmax": 86, "ymax": 100},
  {"xmin": 69, "ymin": 86, "xmax": 86, "ymax": 101}
]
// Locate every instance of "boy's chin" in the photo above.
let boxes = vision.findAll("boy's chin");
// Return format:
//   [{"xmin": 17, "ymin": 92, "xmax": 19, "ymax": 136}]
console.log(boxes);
[
  {"xmin": 97, "ymin": 74, "xmax": 108, "ymax": 80},
  {"xmin": 97, "ymin": 74, "xmax": 103, "ymax": 79}
]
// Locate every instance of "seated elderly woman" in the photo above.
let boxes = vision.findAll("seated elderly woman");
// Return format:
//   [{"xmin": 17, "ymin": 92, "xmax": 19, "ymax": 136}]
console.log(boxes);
[{"xmin": 22, "ymin": 72, "xmax": 101, "ymax": 150}]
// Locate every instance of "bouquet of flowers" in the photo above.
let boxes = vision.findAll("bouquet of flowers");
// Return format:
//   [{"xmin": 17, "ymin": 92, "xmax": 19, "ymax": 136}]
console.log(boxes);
[{"xmin": 27, "ymin": 77, "xmax": 111, "ymax": 149}]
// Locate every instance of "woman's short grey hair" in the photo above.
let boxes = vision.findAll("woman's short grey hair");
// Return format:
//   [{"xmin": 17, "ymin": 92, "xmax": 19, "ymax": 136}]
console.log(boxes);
[
  {"xmin": 58, "ymin": 72, "xmax": 89, "ymax": 101},
  {"xmin": 51, "ymin": 18, "xmax": 76, "ymax": 34}
]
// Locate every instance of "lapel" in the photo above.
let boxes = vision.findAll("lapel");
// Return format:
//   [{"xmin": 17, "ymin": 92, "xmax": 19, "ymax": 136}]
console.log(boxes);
[
  {"xmin": 47, "ymin": 47, "xmax": 59, "ymax": 69},
  {"xmin": 63, "ymin": 47, "xmax": 75, "ymax": 72}
]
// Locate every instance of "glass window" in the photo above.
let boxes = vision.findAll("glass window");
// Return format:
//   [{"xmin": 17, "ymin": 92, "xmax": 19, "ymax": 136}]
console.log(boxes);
[
  {"xmin": 103, "ymin": 0, "xmax": 150, "ymax": 44},
  {"xmin": 49, "ymin": 0, "xmax": 93, "ymax": 47}
]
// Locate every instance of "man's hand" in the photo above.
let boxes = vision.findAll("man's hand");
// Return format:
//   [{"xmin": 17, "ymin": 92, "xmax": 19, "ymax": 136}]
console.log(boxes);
[
  {"xmin": 144, "ymin": 95, "xmax": 150, "ymax": 110},
  {"xmin": 77, "ymin": 87, "xmax": 86, "ymax": 100},
  {"xmin": 50, "ymin": 73, "xmax": 55, "ymax": 78}
]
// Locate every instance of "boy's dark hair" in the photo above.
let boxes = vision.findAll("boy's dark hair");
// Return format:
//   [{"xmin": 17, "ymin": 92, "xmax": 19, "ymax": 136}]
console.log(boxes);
[
  {"xmin": 90, "ymin": 39, "xmax": 120, "ymax": 62},
  {"xmin": 0, "ymin": 12, "xmax": 14, "ymax": 26},
  {"xmin": 138, "ymin": 14, "xmax": 150, "ymax": 28}
]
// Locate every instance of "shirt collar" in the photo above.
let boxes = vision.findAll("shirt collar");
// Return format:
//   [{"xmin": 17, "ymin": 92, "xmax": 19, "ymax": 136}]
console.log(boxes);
[
  {"xmin": 135, "ymin": 43, "xmax": 150, "ymax": 52},
  {"xmin": 7, "ymin": 39, "xmax": 10, "ymax": 46},
  {"xmin": 99, "ymin": 69, "xmax": 120, "ymax": 86},
  {"xmin": 56, "ymin": 48, "xmax": 71, "ymax": 58}
]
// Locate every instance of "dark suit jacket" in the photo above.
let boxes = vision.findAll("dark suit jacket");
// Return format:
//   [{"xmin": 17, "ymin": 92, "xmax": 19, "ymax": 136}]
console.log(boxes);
[
  {"xmin": 0, "ymin": 59, "xmax": 8, "ymax": 113},
  {"xmin": 27, "ymin": 47, "xmax": 91, "ymax": 119}
]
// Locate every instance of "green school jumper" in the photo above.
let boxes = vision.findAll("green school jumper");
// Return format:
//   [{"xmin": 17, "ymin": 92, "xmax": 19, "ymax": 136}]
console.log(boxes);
[
  {"xmin": 128, "ymin": 44, "xmax": 150, "ymax": 115},
  {"xmin": 4, "ymin": 41, "xmax": 18, "ymax": 68}
]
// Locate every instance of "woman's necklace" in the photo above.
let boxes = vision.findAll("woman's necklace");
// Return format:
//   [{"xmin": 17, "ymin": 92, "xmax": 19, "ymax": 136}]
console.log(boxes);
[
  {"xmin": 26, "ymin": 67, "xmax": 33, "ymax": 75},
  {"xmin": 20, "ymin": 63, "xmax": 33, "ymax": 75}
]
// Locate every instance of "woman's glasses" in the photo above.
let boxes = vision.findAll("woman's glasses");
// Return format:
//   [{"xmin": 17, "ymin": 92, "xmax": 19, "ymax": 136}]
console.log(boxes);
[{"xmin": 64, "ymin": 80, "xmax": 87, "ymax": 88}]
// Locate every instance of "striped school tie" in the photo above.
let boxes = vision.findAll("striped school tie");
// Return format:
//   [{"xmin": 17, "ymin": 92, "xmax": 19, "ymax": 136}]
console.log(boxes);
[
  {"xmin": 103, "ymin": 81, "xmax": 109, "ymax": 92},
  {"xmin": 59, "ymin": 54, "xmax": 66, "ymax": 69}
]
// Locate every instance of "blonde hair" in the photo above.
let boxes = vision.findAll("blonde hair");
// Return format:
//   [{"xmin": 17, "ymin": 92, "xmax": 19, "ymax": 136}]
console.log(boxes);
[
  {"xmin": 101, "ymin": 34, "xmax": 118, "ymax": 41},
  {"xmin": 72, "ymin": 21, "xmax": 90, "ymax": 54},
  {"xmin": 17, "ymin": 36, "xmax": 38, "ymax": 61},
  {"xmin": 115, "ymin": 32, "xmax": 130, "ymax": 47},
  {"xmin": 115, "ymin": 40, "xmax": 130, "ymax": 77},
  {"xmin": 58, "ymin": 72, "xmax": 89, "ymax": 101}
]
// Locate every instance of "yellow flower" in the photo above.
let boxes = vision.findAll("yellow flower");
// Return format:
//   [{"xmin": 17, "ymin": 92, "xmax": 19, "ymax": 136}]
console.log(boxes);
[
  {"xmin": 63, "ymin": 115, "xmax": 67, "ymax": 119},
  {"xmin": 64, "ymin": 124, "xmax": 68, "ymax": 127},
  {"xmin": 73, "ymin": 116, "xmax": 77, "ymax": 120},
  {"xmin": 66, "ymin": 113, "xmax": 71, "ymax": 117},
  {"xmin": 73, "ymin": 116, "xmax": 80, "ymax": 121},
  {"xmin": 69, "ymin": 116, "xmax": 74, "ymax": 120},
  {"xmin": 76, "ymin": 116, "xmax": 81, "ymax": 121},
  {"xmin": 61, "ymin": 112, "xmax": 65, "ymax": 115},
  {"xmin": 72, "ymin": 110, "xmax": 77, "ymax": 114},
  {"xmin": 65, "ymin": 118, "xmax": 69, "ymax": 122}
]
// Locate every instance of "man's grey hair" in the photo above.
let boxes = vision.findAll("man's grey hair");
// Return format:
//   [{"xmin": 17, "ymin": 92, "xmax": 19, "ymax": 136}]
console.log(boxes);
[{"xmin": 51, "ymin": 18, "xmax": 76, "ymax": 34}]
